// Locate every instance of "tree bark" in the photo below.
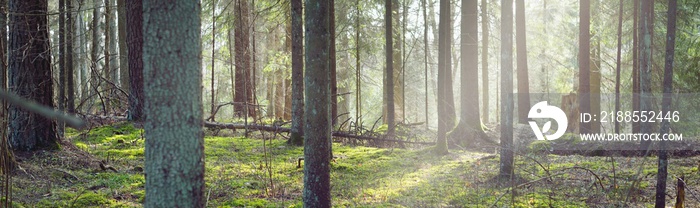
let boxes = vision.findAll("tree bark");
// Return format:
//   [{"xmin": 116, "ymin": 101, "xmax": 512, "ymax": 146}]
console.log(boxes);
[
  {"xmin": 632, "ymin": 0, "xmax": 640, "ymax": 134},
  {"xmin": 435, "ymin": 0, "xmax": 451, "ymax": 155},
  {"xmin": 288, "ymin": 0, "xmax": 304, "ymax": 146},
  {"xmin": 655, "ymin": 1, "xmax": 676, "ymax": 206},
  {"xmin": 8, "ymin": 0, "xmax": 59, "ymax": 151},
  {"xmin": 234, "ymin": 0, "xmax": 255, "ymax": 117},
  {"xmin": 639, "ymin": 0, "xmax": 653, "ymax": 149},
  {"xmin": 59, "ymin": 0, "xmax": 66, "ymax": 135},
  {"xmin": 515, "ymin": 0, "xmax": 530, "ymax": 124},
  {"xmin": 330, "ymin": 0, "xmax": 337, "ymax": 126},
  {"xmin": 117, "ymin": 0, "xmax": 128, "ymax": 93},
  {"xmin": 107, "ymin": 0, "xmax": 118, "ymax": 95},
  {"xmin": 498, "ymin": 0, "xmax": 514, "ymax": 178},
  {"xmin": 66, "ymin": 0, "xmax": 74, "ymax": 114},
  {"xmin": 451, "ymin": 0, "xmax": 483, "ymax": 146},
  {"xmin": 91, "ymin": 0, "xmax": 104, "ymax": 114},
  {"xmin": 302, "ymin": 0, "xmax": 331, "ymax": 206},
  {"xmin": 614, "ymin": 0, "xmax": 622, "ymax": 134},
  {"xmin": 578, "ymin": 0, "xmax": 591, "ymax": 134},
  {"xmin": 142, "ymin": 0, "xmax": 204, "ymax": 206},
  {"xmin": 126, "ymin": 0, "xmax": 144, "ymax": 121},
  {"xmin": 384, "ymin": 0, "xmax": 395, "ymax": 138},
  {"xmin": 481, "ymin": 0, "xmax": 489, "ymax": 124}
]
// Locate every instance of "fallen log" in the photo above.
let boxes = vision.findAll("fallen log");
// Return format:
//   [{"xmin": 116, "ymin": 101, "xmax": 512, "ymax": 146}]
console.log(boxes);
[{"xmin": 204, "ymin": 121, "xmax": 435, "ymax": 145}]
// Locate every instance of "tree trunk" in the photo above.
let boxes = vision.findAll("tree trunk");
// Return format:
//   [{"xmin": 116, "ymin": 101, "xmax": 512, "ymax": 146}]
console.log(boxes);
[
  {"xmin": 614, "ymin": 0, "xmax": 622, "ymax": 134},
  {"xmin": 8, "ymin": 0, "xmax": 59, "ymax": 151},
  {"xmin": 66, "ymin": 0, "xmax": 74, "ymax": 114},
  {"xmin": 107, "ymin": 0, "xmax": 118, "ymax": 97},
  {"xmin": 210, "ymin": 0, "xmax": 217, "ymax": 121},
  {"xmin": 302, "ymin": 0, "xmax": 331, "ymax": 206},
  {"xmin": 639, "ymin": 0, "xmax": 653, "ymax": 149},
  {"xmin": 498, "ymin": 0, "xmax": 514, "ymax": 179},
  {"xmin": 515, "ymin": 0, "xmax": 530, "ymax": 124},
  {"xmin": 590, "ymin": 39, "xmax": 601, "ymax": 133},
  {"xmin": 384, "ymin": 0, "xmax": 395, "ymax": 138},
  {"xmin": 126, "ymin": 0, "xmax": 144, "ymax": 121},
  {"xmin": 655, "ymin": 1, "xmax": 676, "ymax": 206},
  {"xmin": 117, "ymin": 0, "xmax": 128, "ymax": 94},
  {"xmin": 422, "ymin": 0, "xmax": 429, "ymax": 129},
  {"xmin": 288, "ymin": 0, "xmax": 304, "ymax": 145},
  {"xmin": 632, "ymin": 0, "xmax": 639, "ymax": 134},
  {"xmin": 451, "ymin": 0, "xmax": 483, "ymax": 146},
  {"xmin": 59, "ymin": 0, "xmax": 66, "ymax": 135},
  {"xmin": 142, "ymin": 1, "xmax": 204, "ymax": 206},
  {"xmin": 234, "ymin": 0, "xmax": 255, "ymax": 118},
  {"xmin": 481, "ymin": 0, "xmax": 489, "ymax": 124},
  {"xmin": 91, "ymin": 0, "xmax": 104, "ymax": 114},
  {"xmin": 435, "ymin": 0, "xmax": 451, "ymax": 155},
  {"xmin": 578, "ymin": 0, "xmax": 590, "ymax": 134},
  {"xmin": 103, "ymin": 0, "xmax": 113, "ymax": 113},
  {"xmin": 355, "ymin": 0, "xmax": 362, "ymax": 126},
  {"xmin": 330, "ymin": 0, "xmax": 337, "ymax": 126},
  {"xmin": 392, "ymin": 0, "xmax": 403, "ymax": 123},
  {"xmin": 78, "ymin": 0, "xmax": 88, "ymax": 102}
]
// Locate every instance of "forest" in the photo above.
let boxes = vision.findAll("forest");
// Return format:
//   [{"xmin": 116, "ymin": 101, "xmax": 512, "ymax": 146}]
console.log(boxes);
[{"xmin": 1, "ymin": 0, "xmax": 700, "ymax": 207}]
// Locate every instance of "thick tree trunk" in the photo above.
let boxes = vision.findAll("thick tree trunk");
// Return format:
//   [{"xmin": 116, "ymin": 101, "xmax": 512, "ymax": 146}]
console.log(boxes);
[
  {"xmin": 655, "ymin": 1, "xmax": 676, "ymax": 206},
  {"xmin": 451, "ymin": 0, "xmax": 484, "ymax": 146},
  {"xmin": 126, "ymin": 0, "xmax": 144, "ymax": 121},
  {"xmin": 515, "ymin": 0, "xmax": 530, "ymax": 124},
  {"xmin": 391, "ymin": 0, "xmax": 403, "ymax": 123},
  {"xmin": 578, "ymin": 0, "xmax": 591, "ymax": 134},
  {"xmin": 8, "ymin": 0, "xmax": 59, "ymax": 151},
  {"xmin": 143, "ymin": 1, "xmax": 204, "ymax": 206},
  {"xmin": 498, "ymin": 0, "xmax": 514, "ymax": 178},
  {"xmin": 288, "ymin": 0, "xmax": 304, "ymax": 145},
  {"xmin": 384, "ymin": 0, "xmax": 395, "ymax": 138},
  {"xmin": 435, "ymin": 0, "xmax": 451, "ymax": 155},
  {"xmin": 234, "ymin": 0, "xmax": 255, "ymax": 118},
  {"xmin": 302, "ymin": 0, "xmax": 331, "ymax": 206}
]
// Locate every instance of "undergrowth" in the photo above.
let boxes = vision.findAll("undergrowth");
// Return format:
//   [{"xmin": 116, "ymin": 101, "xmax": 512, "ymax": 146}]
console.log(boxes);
[{"xmin": 4, "ymin": 122, "xmax": 699, "ymax": 207}]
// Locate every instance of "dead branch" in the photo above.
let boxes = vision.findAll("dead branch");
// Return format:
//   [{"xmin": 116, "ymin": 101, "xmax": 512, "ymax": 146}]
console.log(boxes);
[{"xmin": 204, "ymin": 121, "xmax": 435, "ymax": 145}]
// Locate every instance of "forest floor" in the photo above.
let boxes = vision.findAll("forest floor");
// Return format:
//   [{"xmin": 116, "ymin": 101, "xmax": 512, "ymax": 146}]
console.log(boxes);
[{"xmin": 4, "ymin": 122, "xmax": 700, "ymax": 207}]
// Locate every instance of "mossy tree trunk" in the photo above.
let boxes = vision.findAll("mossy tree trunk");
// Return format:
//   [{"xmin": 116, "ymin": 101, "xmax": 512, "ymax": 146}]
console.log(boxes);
[
  {"xmin": 8, "ymin": 0, "xmax": 58, "ymax": 151},
  {"xmin": 142, "ymin": 0, "xmax": 204, "ymax": 206},
  {"xmin": 302, "ymin": 0, "xmax": 331, "ymax": 206}
]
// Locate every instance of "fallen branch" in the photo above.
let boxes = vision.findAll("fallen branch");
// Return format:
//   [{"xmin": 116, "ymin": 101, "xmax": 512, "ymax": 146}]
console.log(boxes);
[{"xmin": 204, "ymin": 121, "xmax": 435, "ymax": 145}]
